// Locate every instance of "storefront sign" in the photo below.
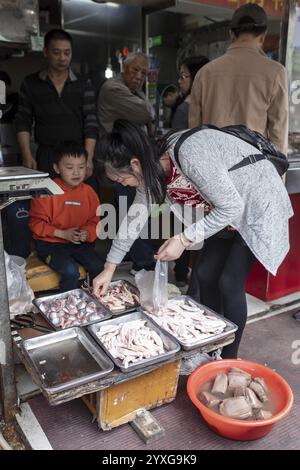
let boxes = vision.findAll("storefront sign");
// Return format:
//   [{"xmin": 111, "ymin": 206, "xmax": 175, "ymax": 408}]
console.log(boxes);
[
  {"xmin": 148, "ymin": 35, "xmax": 163, "ymax": 48},
  {"xmin": 191, "ymin": 0, "xmax": 283, "ymax": 16}
]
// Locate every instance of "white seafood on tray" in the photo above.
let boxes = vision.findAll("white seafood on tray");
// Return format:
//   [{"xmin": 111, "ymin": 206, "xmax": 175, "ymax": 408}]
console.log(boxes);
[
  {"xmin": 146, "ymin": 298, "xmax": 227, "ymax": 346},
  {"xmin": 98, "ymin": 282, "xmax": 140, "ymax": 312},
  {"xmin": 37, "ymin": 292, "xmax": 107, "ymax": 329},
  {"xmin": 95, "ymin": 319, "xmax": 165, "ymax": 368}
]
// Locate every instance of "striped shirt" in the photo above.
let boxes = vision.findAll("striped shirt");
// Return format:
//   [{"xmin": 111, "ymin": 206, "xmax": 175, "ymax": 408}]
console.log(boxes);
[{"xmin": 15, "ymin": 69, "xmax": 98, "ymax": 145}]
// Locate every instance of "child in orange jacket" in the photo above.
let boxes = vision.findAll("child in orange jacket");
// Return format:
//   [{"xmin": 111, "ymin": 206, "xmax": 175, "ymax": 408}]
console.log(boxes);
[{"xmin": 29, "ymin": 141, "xmax": 104, "ymax": 292}]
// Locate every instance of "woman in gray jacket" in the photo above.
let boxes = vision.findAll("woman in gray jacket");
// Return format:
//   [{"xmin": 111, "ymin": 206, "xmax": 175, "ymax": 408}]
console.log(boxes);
[
  {"xmin": 93, "ymin": 120, "xmax": 293, "ymax": 359},
  {"xmin": 171, "ymin": 55, "xmax": 209, "ymax": 287}
]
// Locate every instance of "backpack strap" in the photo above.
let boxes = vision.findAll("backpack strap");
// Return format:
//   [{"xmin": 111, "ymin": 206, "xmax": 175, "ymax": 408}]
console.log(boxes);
[
  {"xmin": 173, "ymin": 125, "xmax": 218, "ymax": 170},
  {"xmin": 228, "ymin": 154, "xmax": 266, "ymax": 172},
  {"xmin": 173, "ymin": 125, "xmax": 270, "ymax": 174}
]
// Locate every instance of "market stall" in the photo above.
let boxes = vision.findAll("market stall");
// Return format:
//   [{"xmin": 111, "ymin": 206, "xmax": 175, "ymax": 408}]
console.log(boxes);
[
  {"xmin": 9, "ymin": 285, "xmax": 236, "ymax": 441},
  {"xmin": 0, "ymin": 167, "xmax": 236, "ymax": 439},
  {"xmin": 0, "ymin": 166, "xmax": 63, "ymax": 421}
]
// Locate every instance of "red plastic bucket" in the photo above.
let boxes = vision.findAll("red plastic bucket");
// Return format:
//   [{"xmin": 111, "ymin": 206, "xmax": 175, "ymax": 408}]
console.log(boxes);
[{"xmin": 187, "ymin": 359, "xmax": 293, "ymax": 441}]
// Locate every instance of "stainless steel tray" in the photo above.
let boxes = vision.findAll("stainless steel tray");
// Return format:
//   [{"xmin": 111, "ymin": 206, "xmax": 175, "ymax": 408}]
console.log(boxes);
[
  {"xmin": 98, "ymin": 280, "xmax": 140, "ymax": 315},
  {"xmin": 141, "ymin": 295, "xmax": 238, "ymax": 351},
  {"xmin": 20, "ymin": 327, "xmax": 114, "ymax": 393},
  {"xmin": 33, "ymin": 289, "xmax": 112, "ymax": 330},
  {"xmin": 87, "ymin": 311, "xmax": 180, "ymax": 373}
]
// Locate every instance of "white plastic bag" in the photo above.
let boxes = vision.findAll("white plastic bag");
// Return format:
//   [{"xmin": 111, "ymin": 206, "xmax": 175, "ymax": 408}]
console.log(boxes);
[
  {"xmin": 135, "ymin": 260, "xmax": 168, "ymax": 313},
  {"xmin": 4, "ymin": 251, "xmax": 34, "ymax": 316},
  {"xmin": 153, "ymin": 260, "xmax": 168, "ymax": 312}
]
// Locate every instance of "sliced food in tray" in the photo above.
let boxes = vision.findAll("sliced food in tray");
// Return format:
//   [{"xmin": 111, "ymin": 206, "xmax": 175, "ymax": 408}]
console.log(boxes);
[
  {"xmin": 143, "ymin": 296, "xmax": 237, "ymax": 350},
  {"xmin": 97, "ymin": 280, "xmax": 140, "ymax": 314},
  {"xmin": 88, "ymin": 311, "xmax": 180, "ymax": 372},
  {"xmin": 33, "ymin": 288, "xmax": 111, "ymax": 330}
]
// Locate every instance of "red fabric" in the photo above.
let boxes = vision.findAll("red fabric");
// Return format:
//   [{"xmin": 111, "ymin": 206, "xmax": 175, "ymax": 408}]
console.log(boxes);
[
  {"xmin": 166, "ymin": 159, "xmax": 212, "ymax": 211},
  {"xmin": 29, "ymin": 178, "xmax": 100, "ymax": 243}
]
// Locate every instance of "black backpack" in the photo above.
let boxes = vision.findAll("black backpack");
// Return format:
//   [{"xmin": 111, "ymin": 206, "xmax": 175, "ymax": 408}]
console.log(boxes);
[{"xmin": 173, "ymin": 124, "xmax": 289, "ymax": 177}]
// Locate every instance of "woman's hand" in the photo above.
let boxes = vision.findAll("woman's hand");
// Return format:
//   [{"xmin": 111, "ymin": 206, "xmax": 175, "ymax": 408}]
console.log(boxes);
[
  {"xmin": 155, "ymin": 237, "xmax": 185, "ymax": 261},
  {"xmin": 92, "ymin": 262, "xmax": 117, "ymax": 297}
]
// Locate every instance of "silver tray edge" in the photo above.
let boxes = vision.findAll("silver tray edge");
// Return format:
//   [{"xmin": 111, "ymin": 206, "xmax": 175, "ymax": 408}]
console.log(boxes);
[{"xmin": 20, "ymin": 327, "xmax": 114, "ymax": 393}]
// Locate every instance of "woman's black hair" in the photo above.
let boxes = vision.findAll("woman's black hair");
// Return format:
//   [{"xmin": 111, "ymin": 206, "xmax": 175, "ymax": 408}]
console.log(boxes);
[
  {"xmin": 179, "ymin": 55, "xmax": 209, "ymax": 90},
  {"xmin": 156, "ymin": 129, "xmax": 180, "ymax": 160},
  {"xmin": 97, "ymin": 120, "xmax": 167, "ymax": 205}
]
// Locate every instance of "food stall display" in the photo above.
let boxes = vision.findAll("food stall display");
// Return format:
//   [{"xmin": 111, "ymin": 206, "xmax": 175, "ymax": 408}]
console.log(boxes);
[
  {"xmin": 96, "ymin": 280, "xmax": 140, "ymax": 314},
  {"xmin": 33, "ymin": 289, "xmax": 111, "ymax": 329},
  {"xmin": 88, "ymin": 311, "xmax": 180, "ymax": 372},
  {"xmin": 143, "ymin": 296, "xmax": 237, "ymax": 350}
]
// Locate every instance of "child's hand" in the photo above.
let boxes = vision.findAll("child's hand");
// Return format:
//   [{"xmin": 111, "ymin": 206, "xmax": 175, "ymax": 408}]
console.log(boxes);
[
  {"xmin": 56, "ymin": 227, "xmax": 82, "ymax": 244},
  {"xmin": 78, "ymin": 230, "xmax": 88, "ymax": 242}
]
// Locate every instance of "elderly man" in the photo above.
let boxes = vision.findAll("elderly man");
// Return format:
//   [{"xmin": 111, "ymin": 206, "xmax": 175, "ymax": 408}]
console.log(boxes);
[
  {"xmin": 97, "ymin": 52, "xmax": 155, "ymax": 134},
  {"xmin": 97, "ymin": 52, "xmax": 155, "ymax": 273},
  {"xmin": 189, "ymin": 3, "xmax": 288, "ymax": 154}
]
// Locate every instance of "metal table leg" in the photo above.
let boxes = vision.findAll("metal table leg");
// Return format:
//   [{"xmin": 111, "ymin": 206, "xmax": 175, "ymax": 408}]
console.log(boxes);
[{"xmin": 0, "ymin": 212, "xmax": 18, "ymax": 421}]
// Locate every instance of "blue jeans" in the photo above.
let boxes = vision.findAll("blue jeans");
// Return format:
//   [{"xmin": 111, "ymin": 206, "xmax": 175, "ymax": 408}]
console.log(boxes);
[
  {"xmin": 114, "ymin": 184, "xmax": 155, "ymax": 270},
  {"xmin": 35, "ymin": 240, "xmax": 105, "ymax": 293}
]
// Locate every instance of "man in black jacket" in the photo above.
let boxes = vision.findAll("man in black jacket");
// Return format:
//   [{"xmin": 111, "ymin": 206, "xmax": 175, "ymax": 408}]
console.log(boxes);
[
  {"xmin": 10, "ymin": 29, "xmax": 98, "ymax": 258},
  {"xmin": 15, "ymin": 29, "xmax": 98, "ymax": 178}
]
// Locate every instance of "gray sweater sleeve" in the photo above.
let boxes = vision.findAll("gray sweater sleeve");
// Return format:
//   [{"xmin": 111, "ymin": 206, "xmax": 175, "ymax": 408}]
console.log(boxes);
[
  {"xmin": 178, "ymin": 134, "xmax": 245, "ymax": 243},
  {"xmin": 106, "ymin": 187, "xmax": 150, "ymax": 264}
]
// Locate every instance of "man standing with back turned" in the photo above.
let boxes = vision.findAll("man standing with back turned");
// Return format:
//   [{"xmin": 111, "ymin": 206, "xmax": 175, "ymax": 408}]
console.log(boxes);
[{"xmin": 189, "ymin": 3, "xmax": 288, "ymax": 154}]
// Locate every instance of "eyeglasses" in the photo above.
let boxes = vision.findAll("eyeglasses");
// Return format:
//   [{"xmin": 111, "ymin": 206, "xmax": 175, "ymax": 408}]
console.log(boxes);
[{"xmin": 178, "ymin": 73, "xmax": 191, "ymax": 80}]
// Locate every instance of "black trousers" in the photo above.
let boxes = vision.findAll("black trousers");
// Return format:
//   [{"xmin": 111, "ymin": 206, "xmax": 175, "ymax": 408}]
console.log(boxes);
[{"xmin": 187, "ymin": 232, "xmax": 256, "ymax": 359}]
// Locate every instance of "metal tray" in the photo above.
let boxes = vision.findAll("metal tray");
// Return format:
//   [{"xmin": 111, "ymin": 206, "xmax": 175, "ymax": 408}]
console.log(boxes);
[
  {"xmin": 20, "ymin": 327, "xmax": 114, "ymax": 393},
  {"xmin": 87, "ymin": 311, "xmax": 180, "ymax": 373},
  {"xmin": 33, "ymin": 289, "xmax": 112, "ymax": 330},
  {"xmin": 141, "ymin": 295, "xmax": 238, "ymax": 351},
  {"xmin": 98, "ymin": 280, "xmax": 140, "ymax": 315}
]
